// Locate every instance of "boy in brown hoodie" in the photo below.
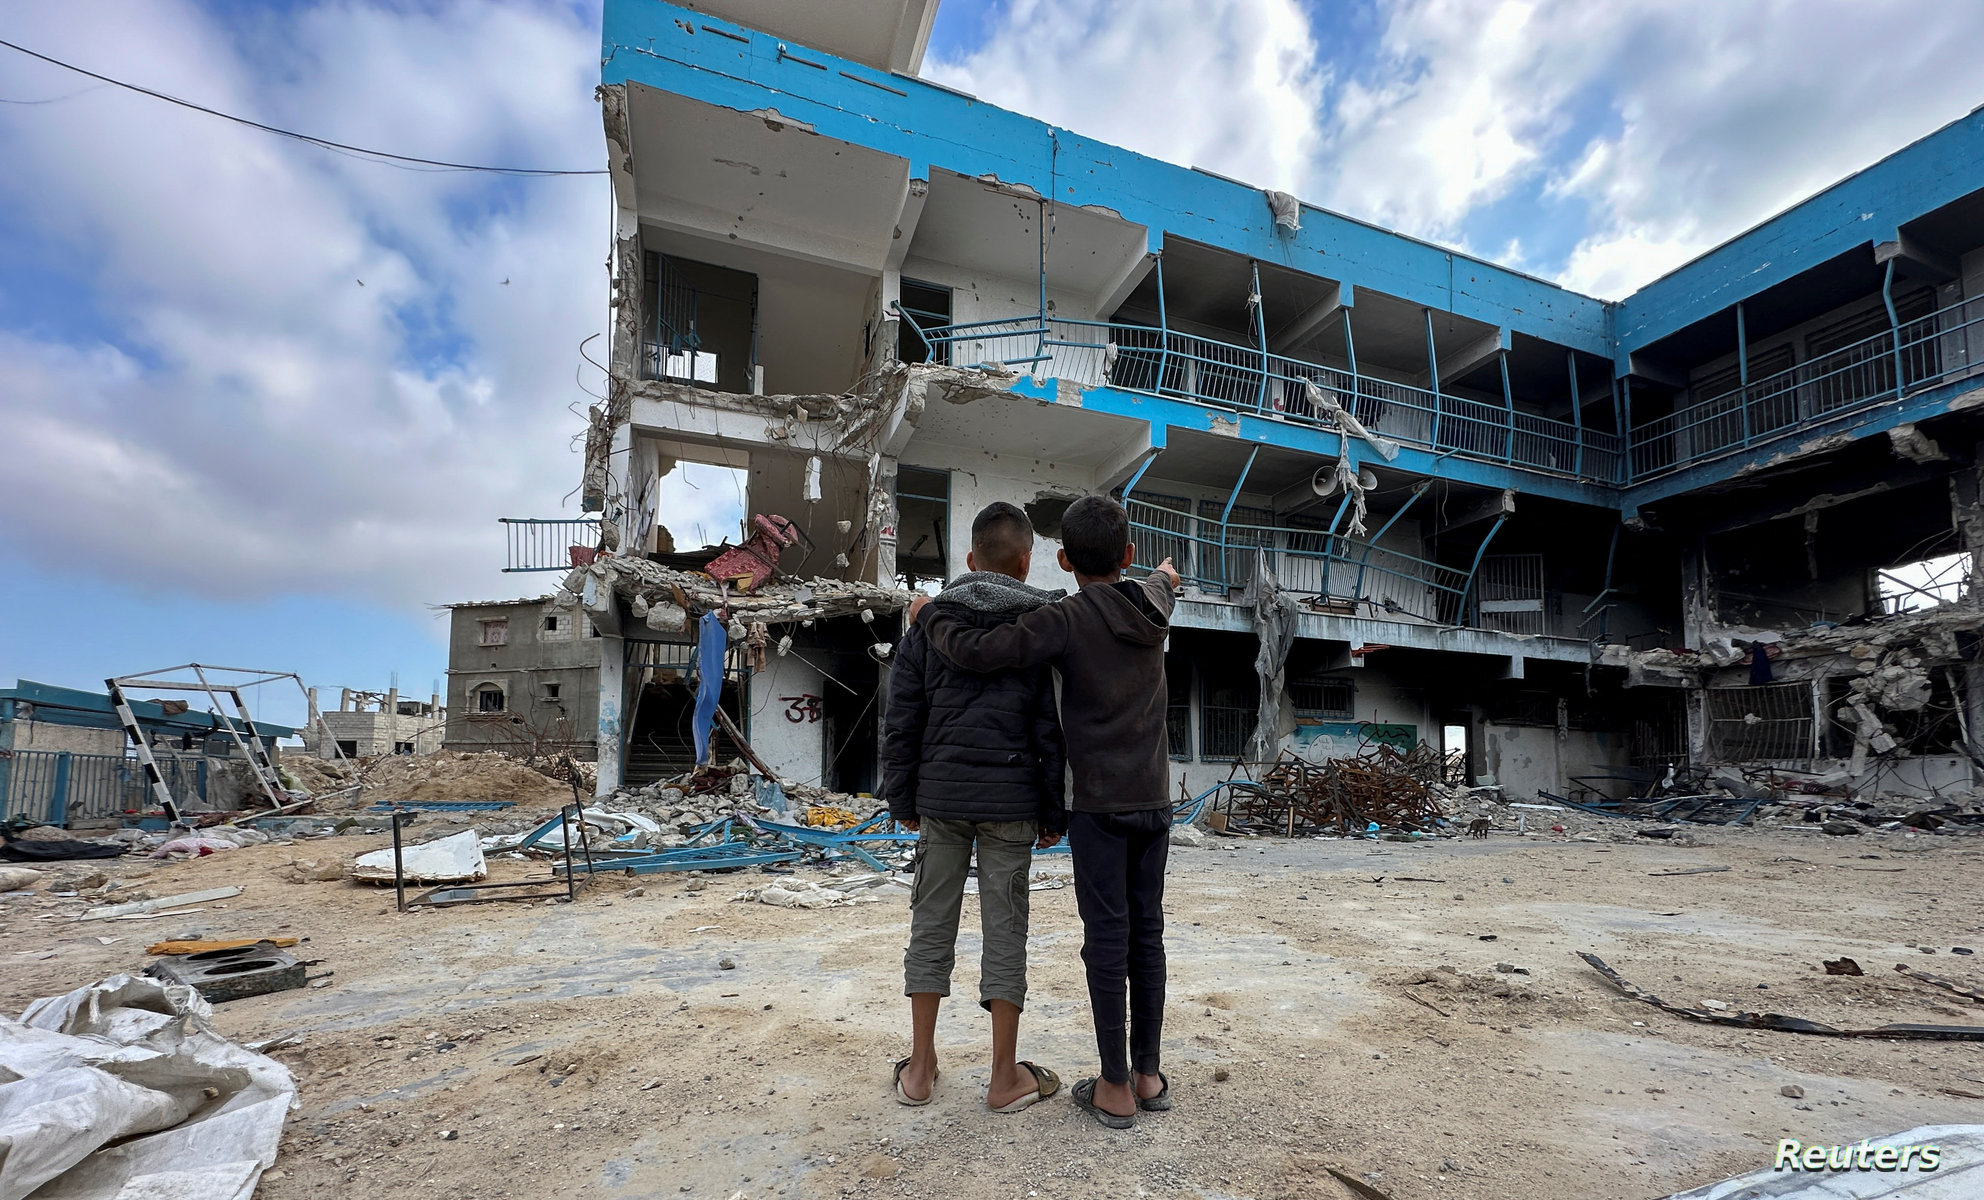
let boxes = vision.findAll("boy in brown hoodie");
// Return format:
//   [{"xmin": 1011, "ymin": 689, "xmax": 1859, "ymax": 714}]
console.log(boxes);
[{"xmin": 910, "ymin": 494, "xmax": 1180, "ymax": 1129}]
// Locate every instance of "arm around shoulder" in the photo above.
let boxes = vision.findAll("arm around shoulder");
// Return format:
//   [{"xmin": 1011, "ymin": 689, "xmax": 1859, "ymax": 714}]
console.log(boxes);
[{"xmin": 920, "ymin": 601, "xmax": 1069, "ymax": 671}]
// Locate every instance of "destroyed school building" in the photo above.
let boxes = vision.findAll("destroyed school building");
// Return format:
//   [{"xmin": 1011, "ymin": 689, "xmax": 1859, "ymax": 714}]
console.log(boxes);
[{"xmin": 550, "ymin": 0, "xmax": 1984, "ymax": 808}]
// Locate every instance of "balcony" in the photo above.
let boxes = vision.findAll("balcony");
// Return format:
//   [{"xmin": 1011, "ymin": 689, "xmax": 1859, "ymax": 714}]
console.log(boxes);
[
  {"xmin": 1127, "ymin": 498, "xmax": 1492, "ymax": 629},
  {"xmin": 1627, "ymin": 291, "xmax": 1984, "ymax": 482},
  {"xmin": 898, "ymin": 311, "xmax": 1625, "ymax": 485},
  {"xmin": 500, "ymin": 518, "xmax": 604, "ymax": 573}
]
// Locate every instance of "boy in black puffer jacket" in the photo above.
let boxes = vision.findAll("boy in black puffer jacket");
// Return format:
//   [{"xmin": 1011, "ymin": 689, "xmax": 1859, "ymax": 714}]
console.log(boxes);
[{"xmin": 883, "ymin": 501, "xmax": 1067, "ymax": 1114}]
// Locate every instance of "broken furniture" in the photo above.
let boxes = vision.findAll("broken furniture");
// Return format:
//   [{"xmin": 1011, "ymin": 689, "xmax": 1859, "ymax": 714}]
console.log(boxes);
[{"xmin": 703, "ymin": 513, "xmax": 803, "ymax": 593}]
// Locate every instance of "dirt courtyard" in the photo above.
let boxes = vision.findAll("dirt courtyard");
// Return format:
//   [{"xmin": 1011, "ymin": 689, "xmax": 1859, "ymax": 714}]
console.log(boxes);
[{"xmin": 5, "ymin": 820, "xmax": 1982, "ymax": 1200}]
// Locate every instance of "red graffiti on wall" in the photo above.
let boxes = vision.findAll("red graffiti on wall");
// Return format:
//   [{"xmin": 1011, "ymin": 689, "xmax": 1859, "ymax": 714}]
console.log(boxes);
[{"xmin": 780, "ymin": 694, "xmax": 823, "ymax": 724}]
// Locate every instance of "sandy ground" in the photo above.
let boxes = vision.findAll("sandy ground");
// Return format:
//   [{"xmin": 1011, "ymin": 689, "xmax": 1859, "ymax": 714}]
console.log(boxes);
[{"xmin": 5, "ymin": 817, "xmax": 1984, "ymax": 1200}]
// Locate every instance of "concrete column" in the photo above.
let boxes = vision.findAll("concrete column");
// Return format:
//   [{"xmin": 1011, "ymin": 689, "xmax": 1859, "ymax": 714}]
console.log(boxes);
[
  {"xmin": 1679, "ymin": 536, "xmax": 1711, "ymax": 651},
  {"xmin": 596, "ymin": 634, "xmax": 626, "ymax": 796},
  {"xmin": 1685, "ymin": 687, "xmax": 1709, "ymax": 766}
]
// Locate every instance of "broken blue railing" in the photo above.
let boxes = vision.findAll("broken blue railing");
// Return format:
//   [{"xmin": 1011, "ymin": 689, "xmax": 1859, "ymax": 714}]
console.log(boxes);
[
  {"xmin": 527, "ymin": 787, "xmax": 1218, "ymax": 877},
  {"xmin": 1537, "ymin": 789, "xmax": 1765, "ymax": 827},
  {"xmin": 751, "ymin": 811, "xmax": 917, "ymax": 873},
  {"xmin": 1033, "ymin": 784, "xmax": 1216, "ymax": 855},
  {"xmin": 544, "ymin": 808, "xmax": 917, "ymax": 876}
]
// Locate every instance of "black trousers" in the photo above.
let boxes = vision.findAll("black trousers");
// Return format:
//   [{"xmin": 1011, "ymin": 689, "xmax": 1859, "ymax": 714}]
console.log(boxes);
[{"xmin": 1068, "ymin": 807, "xmax": 1170, "ymax": 1084}]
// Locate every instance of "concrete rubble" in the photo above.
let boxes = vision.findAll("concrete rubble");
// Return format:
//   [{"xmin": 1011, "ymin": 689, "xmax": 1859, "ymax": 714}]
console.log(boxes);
[{"xmin": 559, "ymin": 552, "xmax": 911, "ymax": 633}]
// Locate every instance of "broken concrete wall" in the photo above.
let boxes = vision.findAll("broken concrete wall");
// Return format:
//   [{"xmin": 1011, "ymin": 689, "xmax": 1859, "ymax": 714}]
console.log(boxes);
[
  {"xmin": 905, "ymin": 442, "xmax": 1089, "ymax": 593},
  {"xmin": 1704, "ymin": 519, "xmax": 1872, "ymax": 631}
]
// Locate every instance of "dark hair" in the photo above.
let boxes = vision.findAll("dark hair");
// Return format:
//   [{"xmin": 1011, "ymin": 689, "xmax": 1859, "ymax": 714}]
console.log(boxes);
[
  {"xmin": 970, "ymin": 501, "xmax": 1033, "ymax": 575},
  {"xmin": 1060, "ymin": 495, "xmax": 1129, "ymax": 576}
]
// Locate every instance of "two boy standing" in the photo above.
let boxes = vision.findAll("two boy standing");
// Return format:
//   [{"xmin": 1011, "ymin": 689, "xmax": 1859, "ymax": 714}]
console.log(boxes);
[{"xmin": 883, "ymin": 495, "xmax": 1180, "ymax": 1128}]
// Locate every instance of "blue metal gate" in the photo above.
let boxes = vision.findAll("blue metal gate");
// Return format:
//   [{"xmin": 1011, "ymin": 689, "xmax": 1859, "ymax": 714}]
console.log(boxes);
[{"xmin": 1, "ymin": 750, "xmax": 145, "ymax": 825}]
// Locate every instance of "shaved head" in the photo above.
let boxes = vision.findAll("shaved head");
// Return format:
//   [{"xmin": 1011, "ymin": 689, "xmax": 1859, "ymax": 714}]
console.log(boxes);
[{"xmin": 970, "ymin": 501, "xmax": 1033, "ymax": 577}]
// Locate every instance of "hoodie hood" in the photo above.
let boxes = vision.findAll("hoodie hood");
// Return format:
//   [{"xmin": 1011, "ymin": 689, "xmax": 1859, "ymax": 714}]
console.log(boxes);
[
  {"xmin": 1089, "ymin": 579, "xmax": 1170, "ymax": 646},
  {"xmin": 934, "ymin": 570, "xmax": 1065, "ymax": 614}
]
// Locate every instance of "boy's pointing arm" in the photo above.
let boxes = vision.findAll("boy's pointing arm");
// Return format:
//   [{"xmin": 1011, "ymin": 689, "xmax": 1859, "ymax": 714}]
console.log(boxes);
[{"xmin": 917, "ymin": 599, "xmax": 1070, "ymax": 671}]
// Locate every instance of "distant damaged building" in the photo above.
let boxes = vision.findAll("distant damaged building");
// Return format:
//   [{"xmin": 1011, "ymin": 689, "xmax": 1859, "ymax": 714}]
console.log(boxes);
[{"xmin": 565, "ymin": 0, "xmax": 1984, "ymax": 807}]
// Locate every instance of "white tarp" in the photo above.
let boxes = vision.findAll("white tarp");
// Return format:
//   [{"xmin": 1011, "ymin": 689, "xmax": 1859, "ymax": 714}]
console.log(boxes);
[
  {"xmin": 352, "ymin": 828, "xmax": 486, "ymax": 884},
  {"xmin": 0, "ymin": 973, "xmax": 296, "ymax": 1200}
]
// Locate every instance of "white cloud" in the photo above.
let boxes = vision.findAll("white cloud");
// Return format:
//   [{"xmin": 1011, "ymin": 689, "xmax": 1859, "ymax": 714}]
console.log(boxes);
[
  {"xmin": 1547, "ymin": 0, "xmax": 1984, "ymax": 297},
  {"xmin": 0, "ymin": 0, "xmax": 741, "ymax": 613},
  {"xmin": 926, "ymin": 0, "xmax": 1329, "ymax": 194},
  {"xmin": 923, "ymin": 0, "xmax": 1984, "ymax": 298},
  {"xmin": 1319, "ymin": 0, "xmax": 1636, "ymax": 238}
]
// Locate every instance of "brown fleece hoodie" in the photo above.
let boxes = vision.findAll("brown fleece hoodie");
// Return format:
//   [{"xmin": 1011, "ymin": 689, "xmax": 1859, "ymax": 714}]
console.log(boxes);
[{"xmin": 918, "ymin": 573, "xmax": 1175, "ymax": 814}]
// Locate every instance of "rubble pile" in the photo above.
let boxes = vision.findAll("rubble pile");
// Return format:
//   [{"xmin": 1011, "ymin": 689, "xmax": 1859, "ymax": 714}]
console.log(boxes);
[
  {"xmin": 1549, "ymin": 760, "xmax": 1984, "ymax": 831},
  {"xmin": 1600, "ymin": 604, "xmax": 1979, "ymax": 766},
  {"xmin": 561, "ymin": 553, "xmax": 912, "ymax": 633},
  {"xmin": 356, "ymin": 751, "xmax": 571, "ymax": 810},
  {"xmin": 481, "ymin": 761, "xmax": 918, "ymax": 878},
  {"xmin": 274, "ymin": 750, "xmax": 572, "ymax": 813}
]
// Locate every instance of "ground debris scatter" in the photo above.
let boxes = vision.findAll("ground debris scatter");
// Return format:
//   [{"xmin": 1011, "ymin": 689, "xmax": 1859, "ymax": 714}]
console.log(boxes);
[{"xmin": 3, "ymin": 814, "xmax": 1982, "ymax": 1200}]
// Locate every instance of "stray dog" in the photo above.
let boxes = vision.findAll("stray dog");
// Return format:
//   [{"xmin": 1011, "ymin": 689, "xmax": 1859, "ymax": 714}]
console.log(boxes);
[{"xmin": 1466, "ymin": 817, "xmax": 1490, "ymax": 839}]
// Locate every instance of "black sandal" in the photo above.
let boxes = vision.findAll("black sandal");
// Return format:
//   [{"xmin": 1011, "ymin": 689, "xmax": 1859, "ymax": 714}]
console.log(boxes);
[
  {"xmin": 1137, "ymin": 1072, "xmax": 1171, "ymax": 1112},
  {"xmin": 1070, "ymin": 1077, "xmax": 1135, "ymax": 1129}
]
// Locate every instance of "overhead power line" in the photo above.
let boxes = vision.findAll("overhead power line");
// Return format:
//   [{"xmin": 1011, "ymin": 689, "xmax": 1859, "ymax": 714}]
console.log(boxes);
[{"xmin": 0, "ymin": 37, "xmax": 606, "ymax": 177}]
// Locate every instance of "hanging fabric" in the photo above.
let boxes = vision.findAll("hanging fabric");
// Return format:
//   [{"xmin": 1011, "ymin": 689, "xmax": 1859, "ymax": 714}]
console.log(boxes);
[{"xmin": 691, "ymin": 611, "xmax": 727, "ymax": 764}]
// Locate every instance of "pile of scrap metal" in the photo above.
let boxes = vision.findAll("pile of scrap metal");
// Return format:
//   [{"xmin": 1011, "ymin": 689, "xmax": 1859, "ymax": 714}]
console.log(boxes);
[
  {"xmin": 1205, "ymin": 744, "xmax": 1452, "ymax": 836},
  {"xmin": 558, "ymin": 545, "xmax": 911, "ymax": 634}
]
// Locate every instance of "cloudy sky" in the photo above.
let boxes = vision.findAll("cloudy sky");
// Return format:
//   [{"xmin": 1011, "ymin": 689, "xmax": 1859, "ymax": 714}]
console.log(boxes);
[{"xmin": 3, "ymin": 0, "xmax": 1980, "ymax": 725}]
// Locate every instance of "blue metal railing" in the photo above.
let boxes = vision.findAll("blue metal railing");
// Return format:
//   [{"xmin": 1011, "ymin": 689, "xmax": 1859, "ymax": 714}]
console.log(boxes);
[
  {"xmin": 898, "ymin": 309, "xmax": 1622, "ymax": 484},
  {"xmin": 1126, "ymin": 499, "xmax": 1478, "ymax": 626},
  {"xmin": 896, "ymin": 288, "xmax": 1984, "ymax": 490},
  {"xmin": 2, "ymin": 750, "xmax": 143, "ymax": 825},
  {"xmin": 1628, "ymin": 290, "xmax": 1984, "ymax": 482}
]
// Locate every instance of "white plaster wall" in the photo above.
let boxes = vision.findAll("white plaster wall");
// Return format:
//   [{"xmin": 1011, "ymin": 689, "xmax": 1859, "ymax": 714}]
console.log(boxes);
[
  {"xmin": 897, "ymin": 255, "xmax": 1098, "ymax": 326},
  {"xmin": 750, "ymin": 650, "xmax": 826, "ymax": 787},
  {"xmin": 1478, "ymin": 723, "xmax": 1630, "ymax": 800}
]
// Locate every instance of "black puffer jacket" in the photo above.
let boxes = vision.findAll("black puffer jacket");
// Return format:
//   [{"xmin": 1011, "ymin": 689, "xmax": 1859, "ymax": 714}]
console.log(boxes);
[{"xmin": 882, "ymin": 573, "xmax": 1067, "ymax": 833}]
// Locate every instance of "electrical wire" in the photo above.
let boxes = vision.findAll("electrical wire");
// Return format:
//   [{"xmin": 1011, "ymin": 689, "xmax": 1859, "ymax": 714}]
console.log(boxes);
[{"xmin": 0, "ymin": 38, "xmax": 606, "ymax": 177}]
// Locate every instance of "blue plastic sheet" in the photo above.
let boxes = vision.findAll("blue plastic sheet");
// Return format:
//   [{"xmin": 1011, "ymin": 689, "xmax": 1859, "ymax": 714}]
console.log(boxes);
[{"xmin": 691, "ymin": 611, "xmax": 725, "ymax": 764}]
